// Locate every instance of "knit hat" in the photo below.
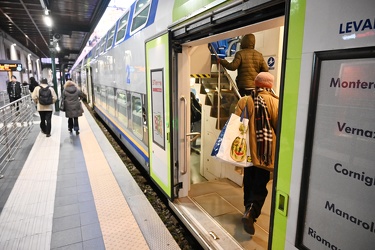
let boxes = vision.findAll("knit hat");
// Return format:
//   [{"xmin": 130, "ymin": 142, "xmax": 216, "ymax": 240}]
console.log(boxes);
[{"xmin": 255, "ymin": 72, "xmax": 273, "ymax": 89}]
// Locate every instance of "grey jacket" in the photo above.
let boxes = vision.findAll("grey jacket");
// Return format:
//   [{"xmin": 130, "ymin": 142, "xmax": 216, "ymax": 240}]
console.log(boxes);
[{"xmin": 63, "ymin": 81, "xmax": 84, "ymax": 118}]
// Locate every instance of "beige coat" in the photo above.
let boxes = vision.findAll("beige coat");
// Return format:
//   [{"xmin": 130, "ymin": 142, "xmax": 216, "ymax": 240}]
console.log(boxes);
[
  {"xmin": 31, "ymin": 83, "xmax": 58, "ymax": 111},
  {"xmin": 234, "ymin": 89, "xmax": 279, "ymax": 171}
]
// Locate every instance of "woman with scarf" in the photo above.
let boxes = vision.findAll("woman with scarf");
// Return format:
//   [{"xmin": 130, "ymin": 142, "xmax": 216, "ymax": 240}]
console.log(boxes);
[{"xmin": 234, "ymin": 72, "xmax": 279, "ymax": 235}]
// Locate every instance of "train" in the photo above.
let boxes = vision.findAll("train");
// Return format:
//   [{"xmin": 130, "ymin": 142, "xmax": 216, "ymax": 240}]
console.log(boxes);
[{"xmin": 70, "ymin": 0, "xmax": 375, "ymax": 249}]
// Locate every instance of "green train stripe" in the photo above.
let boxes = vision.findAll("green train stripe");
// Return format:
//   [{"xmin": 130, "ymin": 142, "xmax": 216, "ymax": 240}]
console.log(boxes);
[{"xmin": 272, "ymin": 1, "xmax": 306, "ymax": 249}]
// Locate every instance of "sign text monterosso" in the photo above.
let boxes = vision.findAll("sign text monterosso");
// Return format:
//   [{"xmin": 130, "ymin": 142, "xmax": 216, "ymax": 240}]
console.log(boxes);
[{"xmin": 330, "ymin": 78, "xmax": 375, "ymax": 89}]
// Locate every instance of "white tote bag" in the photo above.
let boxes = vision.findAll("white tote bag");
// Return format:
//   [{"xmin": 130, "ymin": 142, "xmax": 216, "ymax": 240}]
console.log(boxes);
[{"xmin": 211, "ymin": 107, "xmax": 252, "ymax": 167}]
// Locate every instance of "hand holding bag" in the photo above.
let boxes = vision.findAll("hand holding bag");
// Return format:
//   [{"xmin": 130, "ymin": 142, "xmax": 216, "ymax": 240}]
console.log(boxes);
[
  {"xmin": 59, "ymin": 93, "xmax": 65, "ymax": 111},
  {"xmin": 211, "ymin": 105, "xmax": 252, "ymax": 167}
]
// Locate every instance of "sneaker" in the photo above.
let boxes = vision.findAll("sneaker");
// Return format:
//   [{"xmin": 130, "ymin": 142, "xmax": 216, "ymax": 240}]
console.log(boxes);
[
  {"xmin": 46, "ymin": 134, "xmax": 51, "ymax": 137},
  {"xmin": 76, "ymin": 131, "xmax": 80, "ymax": 135},
  {"xmin": 68, "ymin": 128, "xmax": 72, "ymax": 132},
  {"xmin": 242, "ymin": 208, "xmax": 255, "ymax": 235}
]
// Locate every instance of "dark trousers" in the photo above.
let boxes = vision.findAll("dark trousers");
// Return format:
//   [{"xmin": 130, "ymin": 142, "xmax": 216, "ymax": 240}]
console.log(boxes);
[
  {"xmin": 243, "ymin": 166, "xmax": 270, "ymax": 219},
  {"xmin": 10, "ymin": 97, "xmax": 21, "ymax": 111},
  {"xmin": 39, "ymin": 111, "xmax": 53, "ymax": 134},
  {"xmin": 68, "ymin": 117, "xmax": 79, "ymax": 131}
]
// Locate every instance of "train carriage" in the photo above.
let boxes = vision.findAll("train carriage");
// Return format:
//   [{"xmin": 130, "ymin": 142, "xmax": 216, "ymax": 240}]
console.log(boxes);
[{"xmin": 71, "ymin": 0, "xmax": 375, "ymax": 249}]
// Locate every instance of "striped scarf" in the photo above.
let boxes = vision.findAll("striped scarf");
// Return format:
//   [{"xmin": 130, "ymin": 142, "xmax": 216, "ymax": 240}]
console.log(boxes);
[{"xmin": 254, "ymin": 94, "xmax": 272, "ymax": 166}]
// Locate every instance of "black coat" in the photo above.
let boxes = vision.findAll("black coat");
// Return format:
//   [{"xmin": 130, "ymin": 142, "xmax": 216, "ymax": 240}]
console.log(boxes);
[
  {"xmin": 29, "ymin": 80, "xmax": 39, "ymax": 92},
  {"xmin": 7, "ymin": 81, "xmax": 22, "ymax": 99}
]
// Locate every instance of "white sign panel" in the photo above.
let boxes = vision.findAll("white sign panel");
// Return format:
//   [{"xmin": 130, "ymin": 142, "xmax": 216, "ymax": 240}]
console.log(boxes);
[
  {"xmin": 300, "ymin": 51, "xmax": 375, "ymax": 249},
  {"xmin": 151, "ymin": 69, "xmax": 165, "ymax": 149}
]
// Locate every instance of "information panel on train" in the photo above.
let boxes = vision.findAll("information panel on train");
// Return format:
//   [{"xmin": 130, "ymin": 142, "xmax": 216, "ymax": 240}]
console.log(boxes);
[{"xmin": 301, "ymin": 52, "xmax": 375, "ymax": 249}]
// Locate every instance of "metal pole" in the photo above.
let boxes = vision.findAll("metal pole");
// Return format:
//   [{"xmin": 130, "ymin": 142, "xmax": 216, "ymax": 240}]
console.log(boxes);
[{"xmin": 51, "ymin": 50, "xmax": 60, "ymax": 111}]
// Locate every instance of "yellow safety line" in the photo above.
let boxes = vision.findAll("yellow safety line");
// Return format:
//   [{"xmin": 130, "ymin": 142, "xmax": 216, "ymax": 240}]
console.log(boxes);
[{"xmin": 79, "ymin": 113, "xmax": 150, "ymax": 250}]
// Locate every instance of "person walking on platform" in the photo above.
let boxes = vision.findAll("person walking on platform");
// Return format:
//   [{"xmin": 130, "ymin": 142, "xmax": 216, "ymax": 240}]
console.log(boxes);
[
  {"xmin": 29, "ymin": 77, "xmax": 39, "ymax": 93},
  {"xmin": 233, "ymin": 72, "xmax": 279, "ymax": 235},
  {"xmin": 217, "ymin": 34, "xmax": 269, "ymax": 97},
  {"xmin": 62, "ymin": 80, "xmax": 85, "ymax": 135},
  {"xmin": 7, "ymin": 75, "xmax": 22, "ymax": 111},
  {"xmin": 31, "ymin": 78, "xmax": 57, "ymax": 137},
  {"xmin": 29, "ymin": 76, "xmax": 39, "ymax": 112}
]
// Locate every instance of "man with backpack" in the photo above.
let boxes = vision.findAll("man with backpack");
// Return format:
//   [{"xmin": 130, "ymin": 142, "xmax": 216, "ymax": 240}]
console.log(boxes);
[{"xmin": 31, "ymin": 78, "xmax": 57, "ymax": 137}]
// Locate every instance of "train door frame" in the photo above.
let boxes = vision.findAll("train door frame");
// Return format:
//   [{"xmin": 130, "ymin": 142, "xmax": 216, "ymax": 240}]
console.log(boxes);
[
  {"xmin": 85, "ymin": 66, "xmax": 94, "ymax": 107},
  {"xmin": 169, "ymin": 1, "xmax": 288, "ymax": 248},
  {"xmin": 145, "ymin": 31, "xmax": 175, "ymax": 199}
]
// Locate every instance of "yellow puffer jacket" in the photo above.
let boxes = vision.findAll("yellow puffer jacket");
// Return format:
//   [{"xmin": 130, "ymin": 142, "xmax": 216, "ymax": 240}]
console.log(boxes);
[
  {"xmin": 221, "ymin": 34, "xmax": 269, "ymax": 89},
  {"xmin": 234, "ymin": 90, "xmax": 279, "ymax": 171}
]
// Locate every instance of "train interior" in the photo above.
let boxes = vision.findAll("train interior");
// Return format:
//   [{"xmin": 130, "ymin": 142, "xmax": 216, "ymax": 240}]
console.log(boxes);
[{"xmin": 171, "ymin": 16, "xmax": 284, "ymax": 249}]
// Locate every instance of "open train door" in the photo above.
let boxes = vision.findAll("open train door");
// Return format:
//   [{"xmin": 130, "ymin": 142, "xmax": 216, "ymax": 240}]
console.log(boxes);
[
  {"xmin": 85, "ymin": 66, "xmax": 94, "ymax": 107},
  {"xmin": 145, "ymin": 32, "xmax": 174, "ymax": 199}
]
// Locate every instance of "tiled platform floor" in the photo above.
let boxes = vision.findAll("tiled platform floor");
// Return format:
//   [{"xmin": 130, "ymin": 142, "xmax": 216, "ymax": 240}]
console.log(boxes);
[{"xmin": 0, "ymin": 107, "xmax": 179, "ymax": 250}]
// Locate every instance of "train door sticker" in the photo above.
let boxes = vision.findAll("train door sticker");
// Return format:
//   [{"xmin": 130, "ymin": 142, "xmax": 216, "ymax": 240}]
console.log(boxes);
[
  {"xmin": 151, "ymin": 68, "xmax": 165, "ymax": 149},
  {"xmin": 267, "ymin": 56, "xmax": 275, "ymax": 70}
]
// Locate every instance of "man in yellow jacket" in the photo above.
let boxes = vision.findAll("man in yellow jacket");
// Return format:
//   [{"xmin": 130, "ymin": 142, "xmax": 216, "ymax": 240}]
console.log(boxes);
[{"xmin": 234, "ymin": 72, "xmax": 279, "ymax": 235}]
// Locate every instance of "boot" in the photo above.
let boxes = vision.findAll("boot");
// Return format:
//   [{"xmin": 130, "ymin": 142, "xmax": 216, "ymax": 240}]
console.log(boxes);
[{"xmin": 242, "ymin": 205, "xmax": 255, "ymax": 235}]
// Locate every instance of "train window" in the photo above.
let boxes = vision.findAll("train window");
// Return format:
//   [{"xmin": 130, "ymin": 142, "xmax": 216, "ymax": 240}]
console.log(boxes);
[
  {"xmin": 100, "ymin": 86, "xmax": 107, "ymax": 104},
  {"xmin": 106, "ymin": 26, "xmax": 116, "ymax": 50},
  {"xmin": 107, "ymin": 87, "xmax": 116, "ymax": 116},
  {"xmin": 131, "ymin": 0, "xmax": 151, "ymax": 34},
  {"xmin": 116, "ymin": 91, "xmax": 128, "ymax": 127},
  {"xmin": 115, "ymin": 12, "xmax": 129, "ymax": 44},
  {"xmin": 100, "ymin": 36, "xmax": 107, "ymax": 54},
  {"xmin": 131, "ymin": 94, "xmax": 143, "ymax": 140},
  {"xmin": 95, "ymin": 85, "xmax": 101, "ymax": 105},
  {"xmin": 94, "ymin": 44, "xmax": 100, "ymax": 58}
]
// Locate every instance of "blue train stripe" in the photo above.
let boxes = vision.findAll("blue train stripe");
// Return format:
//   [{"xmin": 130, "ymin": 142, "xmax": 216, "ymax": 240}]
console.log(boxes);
[{"xmin": 94, "ymin": 105, "xmax": 149, "ymax": 162}]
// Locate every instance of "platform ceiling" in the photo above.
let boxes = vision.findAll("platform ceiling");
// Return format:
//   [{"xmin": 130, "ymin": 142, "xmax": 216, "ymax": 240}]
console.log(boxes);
[{"xmin": 0, "ymin": 0, "xmax": 111, "ymax": 66}]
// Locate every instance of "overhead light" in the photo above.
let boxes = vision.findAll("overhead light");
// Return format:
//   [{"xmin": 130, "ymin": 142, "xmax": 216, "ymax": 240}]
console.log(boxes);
[
  {"xmin": 44, "ymin": 15, "xmax": 52, "ymax": 27},
  {"xmin": 44, "ymin": 8, "xmax": 49, "ymax": 16}
]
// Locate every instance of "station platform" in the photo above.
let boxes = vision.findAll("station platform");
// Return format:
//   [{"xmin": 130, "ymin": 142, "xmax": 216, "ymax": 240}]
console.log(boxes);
[{"xmin": 0, "ymin": 105, "xmax": 180, "ymax": 250}]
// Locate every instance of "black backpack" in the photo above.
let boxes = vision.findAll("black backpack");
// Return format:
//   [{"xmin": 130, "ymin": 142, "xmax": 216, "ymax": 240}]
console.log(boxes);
[{"xmin": 39, "ymin": 86, "xmax": 53, "ymax": 105}]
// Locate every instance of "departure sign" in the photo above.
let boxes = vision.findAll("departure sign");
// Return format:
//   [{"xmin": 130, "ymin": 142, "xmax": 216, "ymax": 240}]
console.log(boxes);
[
  {"xmin": 0, "ymin": 61, "xmax": 22, "ymax": 71},
  {"xmin": 299, "ymin": 49, "xmax": 375, "ymax": 249}
]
